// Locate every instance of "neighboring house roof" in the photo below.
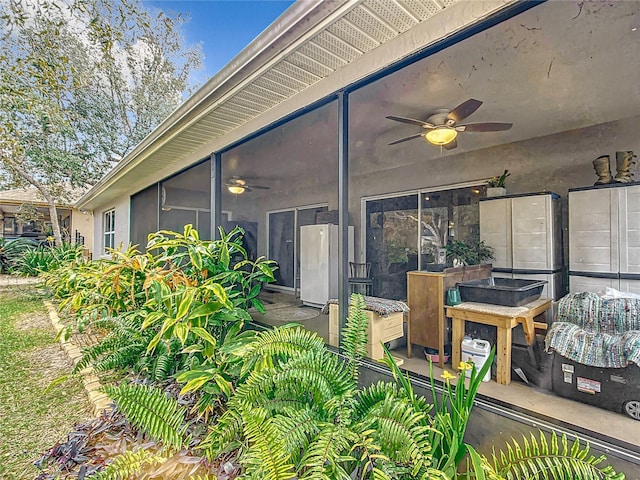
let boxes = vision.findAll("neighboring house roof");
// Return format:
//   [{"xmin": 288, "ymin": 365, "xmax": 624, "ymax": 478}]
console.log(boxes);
[
  {"xmin": 0, "ymin": 187, "xmax": 81, "ymax": 208},
  {"xmin": 76, "ymin": 0, "xmax": 515, "ymax": 210}
]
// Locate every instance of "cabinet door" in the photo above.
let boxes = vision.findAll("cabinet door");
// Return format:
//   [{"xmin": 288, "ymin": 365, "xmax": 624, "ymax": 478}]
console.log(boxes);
[
  {"xmin": 511, "ymin": 195, "xmax": 554, "ymax": 270},
  {"xmin": 569, "ymin": 189, "xmax": 618, "ymax": 273},
  {"xmin": 619, "ymin": 184, "xmax": 640, "ymax": 274},
  {"xmin": 569, "ymin": 275, "xmax": 618, "ymax": 294},
  {"xmin": 480, "ymin": 198, "xmax": 511, "ymax": 269}
]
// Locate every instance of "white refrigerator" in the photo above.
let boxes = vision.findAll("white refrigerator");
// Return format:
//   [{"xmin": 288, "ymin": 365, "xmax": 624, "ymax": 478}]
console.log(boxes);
[{"xmin": 300, "ymin": 224, "xmax": 354, "ymax": 308}]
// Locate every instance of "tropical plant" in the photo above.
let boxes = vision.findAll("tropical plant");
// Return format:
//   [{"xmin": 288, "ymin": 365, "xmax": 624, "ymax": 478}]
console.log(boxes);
[
  {"xmin": 19, "ymin": 241, "xmax": 82, "ymax": 276},
  {"xmin": 0, "ymin": 237, "xmax": 35, "ymax": 273},
  {"xmin": 201, "ymin": 294, "xmax": 444, "ymax": 479}
]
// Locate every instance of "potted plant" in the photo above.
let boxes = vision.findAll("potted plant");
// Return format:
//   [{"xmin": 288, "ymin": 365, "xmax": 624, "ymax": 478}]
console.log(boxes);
[
  {"xmin": 486, "ymin": 169, "xmax": 510, "ymax": 196},
  {"xmin": 446, "ymin": 238, "xmax": 494, "ymax": 267}
]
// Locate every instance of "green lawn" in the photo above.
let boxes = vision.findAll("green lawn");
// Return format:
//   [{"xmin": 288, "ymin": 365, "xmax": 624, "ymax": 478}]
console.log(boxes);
[{"xmin": 0, "ymin": 288, "xmax": 92, "ymax": 480}]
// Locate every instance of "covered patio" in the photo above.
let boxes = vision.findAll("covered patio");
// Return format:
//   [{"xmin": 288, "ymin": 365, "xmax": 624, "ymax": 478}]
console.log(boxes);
[{"xmin": 76, "ymin": 0, "xmax": 640, "ymax": 472}]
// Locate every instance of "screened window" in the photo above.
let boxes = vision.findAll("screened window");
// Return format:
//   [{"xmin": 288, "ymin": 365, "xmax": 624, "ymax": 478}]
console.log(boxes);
[{"xmin": 104, "ymin": 209, "xmax": 115, "ymax": 252}]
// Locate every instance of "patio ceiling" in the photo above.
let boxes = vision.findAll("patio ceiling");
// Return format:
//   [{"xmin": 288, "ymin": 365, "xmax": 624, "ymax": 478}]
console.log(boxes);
[
  {"xmin": 77, "ymin": 0, "xmax": 516, "ymax": 210},
  {"xmin": 78, "ymin": 0, "xmax": 640, "ymax": 210}
]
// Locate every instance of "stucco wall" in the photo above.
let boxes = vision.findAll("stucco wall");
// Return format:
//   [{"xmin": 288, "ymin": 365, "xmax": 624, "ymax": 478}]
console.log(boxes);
[
  {"xmin": 92, "ymin": 196, "xmax": 130, "ymax": 258},
  {"xmin": 232, "ymin": 115, "xmax": 639, "ymax": 263}
]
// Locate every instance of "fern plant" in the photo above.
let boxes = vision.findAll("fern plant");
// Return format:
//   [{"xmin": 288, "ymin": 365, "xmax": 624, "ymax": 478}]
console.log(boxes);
[
  {"xmin": 467, "ymin": 431, "xmax": 624, "ymax": 479},
  {"xmin": 201, "ymin": 294, "xmax": 442, "ymax": 480},
  {"xmin": 102, "ymin": 383, "xmax": 189, "ymax": 450}
]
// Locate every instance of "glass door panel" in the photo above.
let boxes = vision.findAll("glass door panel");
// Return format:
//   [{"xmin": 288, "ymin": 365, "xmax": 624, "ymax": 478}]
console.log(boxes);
[
  {"xmin": 366, "ymin": 194, "xmax": 419, "ymax": 300},
  {"xmin": 269, "ymin": 210, "xmax": 295, "ymax": 287}
]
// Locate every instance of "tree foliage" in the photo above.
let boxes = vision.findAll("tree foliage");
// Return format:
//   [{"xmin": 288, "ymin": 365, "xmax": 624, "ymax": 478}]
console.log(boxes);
[{"xmin": 0, "ymin": 0, "xmax": 202, "ymax": 243}]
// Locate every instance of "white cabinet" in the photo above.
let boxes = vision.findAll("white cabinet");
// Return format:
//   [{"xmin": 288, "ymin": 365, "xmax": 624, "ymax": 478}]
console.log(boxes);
[
  {"xmin": 480, "ymin": 192, "xmax": 565, "ymax": 299},
  {"xmin": 569, "ymin": 184, "xmax": 640, "ymax": 294}
]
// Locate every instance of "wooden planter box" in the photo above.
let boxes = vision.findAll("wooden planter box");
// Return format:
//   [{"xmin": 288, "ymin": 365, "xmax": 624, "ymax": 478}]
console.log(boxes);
[{"xmin": 328, "ymin": 303, "xmax": 404, "ymax": 360}]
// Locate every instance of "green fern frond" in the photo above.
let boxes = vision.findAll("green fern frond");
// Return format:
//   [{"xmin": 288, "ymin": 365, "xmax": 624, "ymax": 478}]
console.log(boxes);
[
  {"xmin": 88, "ymin": 448, "xmax": 165, "ymax": 480},
  {"xmin": 298, "ymin": 423, "xmax": 355, "ymax": 480},
  {"xmin": 240, "ymin": 325, "xmax": 325, "ymax": 375},
  {"xmin": 354, "ymin": 381, "xmax": 430, "ymax": 421},
  {"xmin": 359, "ymin": 395, "xmax": 433, "ymax": 475},
  {"xmin": 273, "ymin": 407, "xmax": 321, "ymax": 464},
  {"xmin": 271, "ymin": 350, "xmax": 354, "ymax": 404},
  {"xmin": 200, "ymin": 408, "xmax": 244, "ymax": 460},
  {"xmin": 73, "ymin": 335, "xmax": 141, "ymax": 373},
  {"xmin": 341, "ymin": 293, "xmax": 369, "ymax": 363},
  {"xmin": 92, "ymin": 343, "xmax": 147, "ymax": 373},
  {"xmin": 233, "ymin": 349, "xmax": 353, "ymax": 411},
  {"xmin": 102, "ymin": 383, "xmax": 188, "ymax": 450},
  {"xmin": 490, "ymin": 431, "xmax": 625, "ymax": 479},
  {"xmin": 241, "ymin": 405, "xmax": 296, "ymax": 480}
]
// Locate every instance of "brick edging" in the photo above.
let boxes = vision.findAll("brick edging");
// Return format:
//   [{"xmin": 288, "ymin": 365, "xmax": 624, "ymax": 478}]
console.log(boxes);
[{"xmin": 43, "ymin": 300, "xmax": 111, "ymax": 415}]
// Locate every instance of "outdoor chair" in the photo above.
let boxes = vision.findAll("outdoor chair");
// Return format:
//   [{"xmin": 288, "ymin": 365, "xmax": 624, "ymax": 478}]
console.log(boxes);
[{"xmin": 348, "ymin": 262, "xmax": 373, "ymax": 296}]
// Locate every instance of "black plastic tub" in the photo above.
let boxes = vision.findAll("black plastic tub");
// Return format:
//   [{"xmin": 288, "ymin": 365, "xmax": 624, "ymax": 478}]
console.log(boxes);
[{"xmin": 456, "ymin": 277, "xmax": 547, "ymax": 306}]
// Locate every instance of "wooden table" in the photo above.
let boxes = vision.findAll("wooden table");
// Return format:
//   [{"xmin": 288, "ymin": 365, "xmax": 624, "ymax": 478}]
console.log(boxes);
[{"xmin": 446, "ymin": 297, "xmax": 551, "ymax": 385}]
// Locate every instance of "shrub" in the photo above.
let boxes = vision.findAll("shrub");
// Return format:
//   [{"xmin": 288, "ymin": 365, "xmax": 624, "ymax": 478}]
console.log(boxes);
[
  {"xmin": 19, "ymin": 242, "xmax": 82, "ymax": 276},
  {"xmin": 0, "ymin": 237, "xmax": 36, "ymax": 273}
]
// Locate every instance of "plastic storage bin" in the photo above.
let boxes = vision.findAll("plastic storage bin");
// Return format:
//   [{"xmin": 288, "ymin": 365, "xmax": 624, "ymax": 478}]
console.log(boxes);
[
  {"xmin": 461, "ymin": 337, "xmax": 491, "ymax": 382},
  {"xmin": 457, "ymin": 277, "xmax": 547, "ymax": 306}
]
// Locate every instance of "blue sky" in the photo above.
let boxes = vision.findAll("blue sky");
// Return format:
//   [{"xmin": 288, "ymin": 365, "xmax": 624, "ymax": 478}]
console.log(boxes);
[{"xmin": 143, "ymin": 0, "xmax": 295, "ymax": 81}]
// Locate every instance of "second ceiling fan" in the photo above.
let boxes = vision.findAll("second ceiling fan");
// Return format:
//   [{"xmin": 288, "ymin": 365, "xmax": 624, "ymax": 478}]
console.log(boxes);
[
  {"xmin": 225, "ymin": 176, "xmax": 270, "ymax": 194},
  {"xmin": 386, "ymin": 98, "xmax": 512, "ymax": 150}
]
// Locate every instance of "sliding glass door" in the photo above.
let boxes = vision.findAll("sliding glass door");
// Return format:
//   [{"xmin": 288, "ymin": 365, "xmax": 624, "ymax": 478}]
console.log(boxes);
[{"xmin": 364, "ymin": 184, "xmax": 485, "ymax": 300}]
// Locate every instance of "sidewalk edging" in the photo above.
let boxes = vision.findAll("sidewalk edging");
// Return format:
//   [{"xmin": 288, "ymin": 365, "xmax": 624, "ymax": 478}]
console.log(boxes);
[{"xmin": 43, "ymin": 300, "xmax": 111, "ymax": 415}]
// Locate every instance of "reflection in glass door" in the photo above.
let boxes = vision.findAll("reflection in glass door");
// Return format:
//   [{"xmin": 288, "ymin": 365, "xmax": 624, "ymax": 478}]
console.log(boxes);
[
  {"xmin": 365, "ymin": 195, "xmax": 419, "ymax": 300},
  {"xmin": 268, "ymin": 205, "xmax": 328, "ymax": 290},
  {"xmin": 364, "ymin": 184, "xmax": 485, "ymax": 300}
]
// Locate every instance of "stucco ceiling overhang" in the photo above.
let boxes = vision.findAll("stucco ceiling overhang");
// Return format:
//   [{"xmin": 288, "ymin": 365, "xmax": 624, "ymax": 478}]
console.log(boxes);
[{"xmin": 76, "ymin": 0, "xmax": 517, "ymax": 210}]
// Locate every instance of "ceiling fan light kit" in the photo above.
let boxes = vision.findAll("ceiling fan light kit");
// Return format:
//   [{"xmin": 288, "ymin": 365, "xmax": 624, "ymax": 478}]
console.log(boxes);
[
  {"xmin": 425, "ymin": 127, "xmax": 457, "ymax": 145},
  {"xmin": 387, "ymin": 98, "xmax": 512, "ymax": 149},
  {"xmin": 225, "ymin": 176, "xmax": 271, "ymax": 194}
]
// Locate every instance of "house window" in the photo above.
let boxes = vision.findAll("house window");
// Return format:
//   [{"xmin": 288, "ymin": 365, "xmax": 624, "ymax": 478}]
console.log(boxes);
[{"xmin": 103, "ymin": 209, "xmax": 115, "ymax": 252}]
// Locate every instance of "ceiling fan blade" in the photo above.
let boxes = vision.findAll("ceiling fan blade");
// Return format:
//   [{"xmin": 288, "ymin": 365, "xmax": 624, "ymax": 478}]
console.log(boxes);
[
  {"xmin": 446, "ymin": 99, "xmax": 483, "ymax": 124},
  {"xmin": 250, "ymin": 185, "xmax": 270, "ymax": 190},
  {"xmin": 386, "ymin": 115, "xmax": 433, "ymax": 128},
  {"xmin": 442, "ymin": 139, "xmax": 457, "ymax": 150},
  {"xmin": 388, "ymin": 133, "xmax": 424, "ymax": 145},
  {"xmin": 457, "ymin": 122, "xmax": 512, "ymax": 132}
]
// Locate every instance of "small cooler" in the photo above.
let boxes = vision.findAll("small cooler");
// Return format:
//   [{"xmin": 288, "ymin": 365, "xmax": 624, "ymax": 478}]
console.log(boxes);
[{"xmin": 461, "ymin": 337, "xmax": 491, "ymax": 382}]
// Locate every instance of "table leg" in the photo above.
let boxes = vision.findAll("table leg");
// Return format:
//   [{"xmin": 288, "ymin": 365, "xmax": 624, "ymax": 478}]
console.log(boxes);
[
  {"xmin": 451, "ymin": 315, "xmax": 464, "ymax": 370},
  {"xmin": 496, "ymin": 326, "xmax": 512, "ymax": 385},
  {"xmin": 407, "ymin": 318, "xmax": 412, "ymax": 358}
]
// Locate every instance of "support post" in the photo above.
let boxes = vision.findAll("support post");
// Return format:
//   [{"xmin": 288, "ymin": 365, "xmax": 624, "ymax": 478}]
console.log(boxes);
[
  {"xmin": 338, "ymin": 91, "xmax": 349, "ymax": 347},
  {"xmin": 211, "ymin": 152, "xmax": 222, "ymax": 240}
]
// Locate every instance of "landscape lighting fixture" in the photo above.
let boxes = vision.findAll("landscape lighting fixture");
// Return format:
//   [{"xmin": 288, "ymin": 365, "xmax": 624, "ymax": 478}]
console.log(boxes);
[{"xmin": 425, "ymin": 127, "xmax": 458, "ymax": 146}]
